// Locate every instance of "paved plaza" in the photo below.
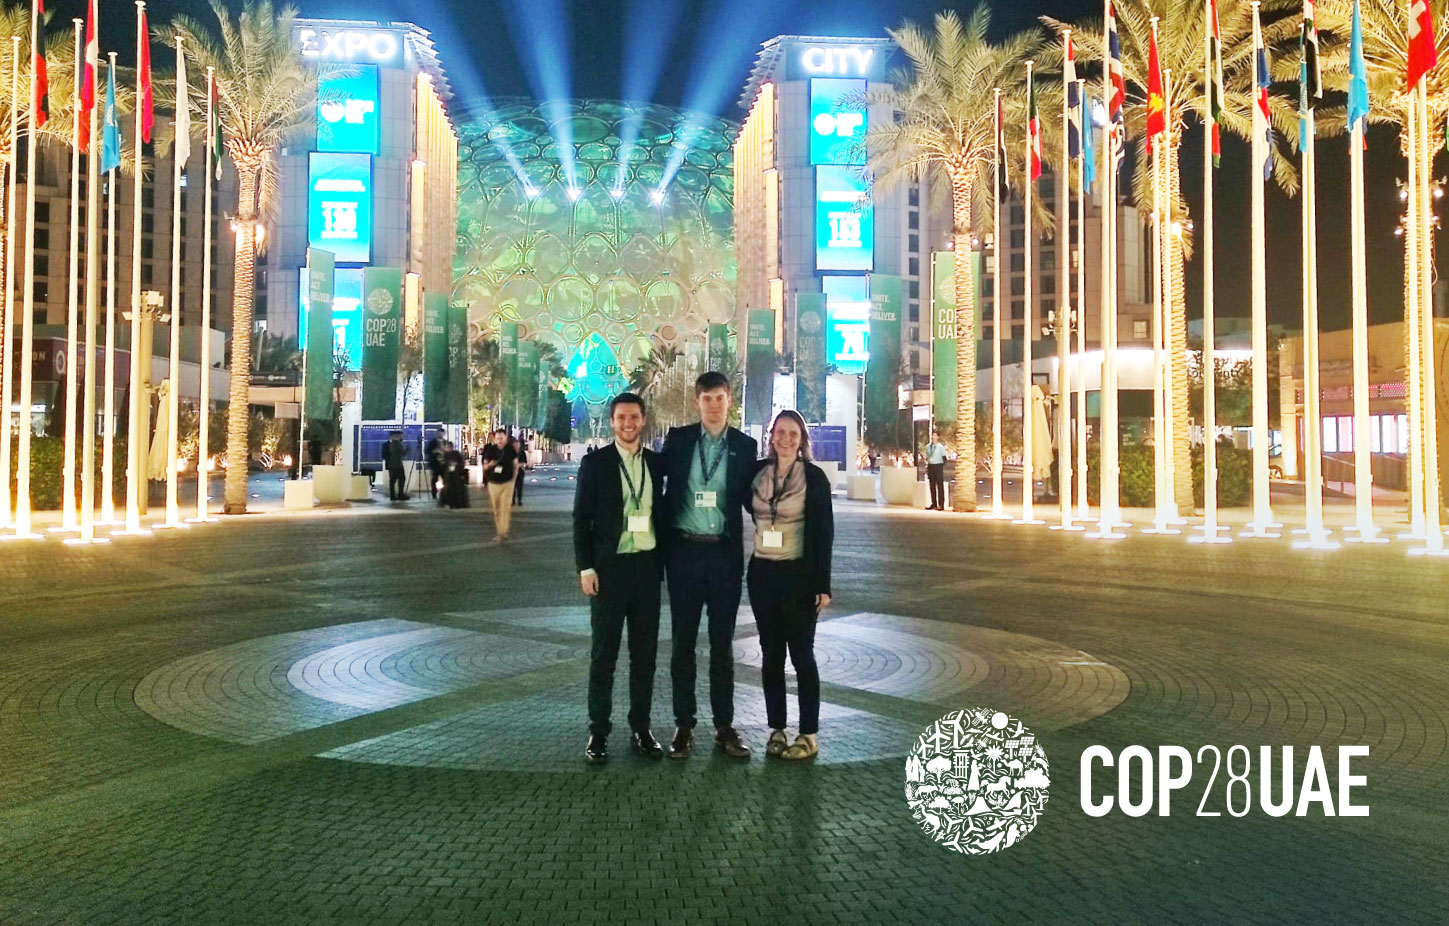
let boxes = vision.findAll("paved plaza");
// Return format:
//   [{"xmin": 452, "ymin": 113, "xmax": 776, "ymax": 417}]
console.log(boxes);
[{"xmin": 1, "ymin": 471, "xmax": 1446, "ymax": 924}]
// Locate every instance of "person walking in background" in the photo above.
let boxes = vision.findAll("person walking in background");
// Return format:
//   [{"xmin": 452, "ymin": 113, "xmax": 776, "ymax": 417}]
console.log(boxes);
[
  {"xmin": 574, "ymin": 393, "xmax": 667, "ymax": 764},
  {"xmin": 381, "ymin": 430, "xmax": 409, "ymax": 501},
  {"xmin": 925, "ymin": 429, "xmax": 949, "ymax": 511},
  {"xmin": 425, "ymin": 429, "xmax": 444, "ymax": 500},
  {"xmin": 481, "ymin": 429, "xmax": 519, "ymax": 541},
  {"xmin": 440, "ymin": 441, "xmax": 470, "ymax": 509},
  {"xmin": 747, "ymin": 410, "xmax": 833, "ymax": 761},
  {"xmin": 661, "ymin": 371, "xmax": 757, "ymax": 760},
  {"xmin": 512, "ymin": 435, "xmax": 529, "ymax": 506}
]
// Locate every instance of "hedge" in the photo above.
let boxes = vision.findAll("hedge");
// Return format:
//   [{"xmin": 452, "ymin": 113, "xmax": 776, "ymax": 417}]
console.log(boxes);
[
  {"xmin": 6, "ymin": 436, "xmax": 130, "ymax": 511},
  {"xmin": 1078, "ymin": 442, "xmax": 1252, "ymax": 508}
]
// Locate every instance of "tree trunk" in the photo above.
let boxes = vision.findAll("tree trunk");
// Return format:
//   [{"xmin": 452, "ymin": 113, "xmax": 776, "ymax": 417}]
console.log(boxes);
[
  {"xmin": 950, "ymin": 167, "xmax": 977, "ymax": 511},
  {"xmin": 223, "ymin": 162, "xmax": 260, "ymax": 514},
  {"xmin": 1167, "ymin": 138, "xmax": 1192, "ymax": 512}
]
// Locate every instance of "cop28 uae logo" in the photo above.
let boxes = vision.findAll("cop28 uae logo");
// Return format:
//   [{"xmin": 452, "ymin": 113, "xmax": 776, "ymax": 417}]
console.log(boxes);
[
  {"xmin": 367, "ymin": 288, "xmax": 394, "ymax": 316},
  {"xmin": 905, "ymin": 708, "xmax": 1050, "ymax": 854}
]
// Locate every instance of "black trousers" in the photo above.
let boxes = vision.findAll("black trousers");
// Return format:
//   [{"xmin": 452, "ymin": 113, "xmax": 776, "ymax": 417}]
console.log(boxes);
[
  {"xmin": 927, "ymin": 462, "xmax": 946, "ymax": 508},
  {"xmin": 587, "ymin": 550, "xmax": 661, "ymax": 738},
  {"xmin": 667, "ymin": 540, "xmax": 743, "ymax": 730},
  {"xmin": 387, "ymin": 467, "xmax": 406, "ymax": 499},
  {"xmin": 748, "ymin": 557, "xmax": 820, "ymax": 735},
  {"xmin": 514, "ymin": 470, "xmax": 524, "ymax": 503}
]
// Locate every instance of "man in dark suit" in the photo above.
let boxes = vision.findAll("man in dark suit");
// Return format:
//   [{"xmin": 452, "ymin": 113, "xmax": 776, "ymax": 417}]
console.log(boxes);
[
  {"xmin": 380, "ymin": 431, "xmax": 409, "ymax": 501},
  {"xmin": 574, "ymin": 392, "xmax": 667, "ymax": 764},
  {"xmin": 661, "ymin": 371, "xmax": 758, "ymax": 759}
]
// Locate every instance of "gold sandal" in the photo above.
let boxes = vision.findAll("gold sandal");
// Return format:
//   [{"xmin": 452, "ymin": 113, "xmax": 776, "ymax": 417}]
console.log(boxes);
[
  {"xmin": 766, "ymin": 729, "xmax": 789, "ymax": 758},
  {"xmin": 780, "ymin": 734, "xmax": 818, "ymax": 760}
]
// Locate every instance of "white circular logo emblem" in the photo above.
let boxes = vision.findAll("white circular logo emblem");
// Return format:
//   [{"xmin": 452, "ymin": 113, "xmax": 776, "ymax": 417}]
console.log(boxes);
[
  {"xmin": 801, "ymin": 310, "xmax": 822, "ymax": 334},
  {"xmin": 367, "ymin": 288, "xmax": 394, "ymax": 316},
  {"xmin": 905, "ymin": 708, "xmax": 1050, "ymax": 854}
]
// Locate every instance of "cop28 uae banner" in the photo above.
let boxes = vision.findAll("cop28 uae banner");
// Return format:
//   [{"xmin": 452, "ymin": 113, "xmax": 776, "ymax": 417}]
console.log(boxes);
[
  {"xmin": 516, "ymin": 341, "xmax": 540, "ymax": 429},
  {"xmin": 499, "ymin": 321, "xmax": 519, "ymax": 427},
  {"xmin": 360, "ymin": 267, "xmax": 403, "ymax": 420},
  {"xmin": 422, "ymin": 292, "xmax": 449, "ymax": 422},
  {"xmin": 304, "ymin": 248, "xmax": 335, "ymax": 422},
  {"xmin": 707, "ymin": 323, "xmax": 731, "ymax": 375},
  {"xmin": 744, "ymin": 309, "xmax": 775, "ymax": 427},
  {"xmin": 931, "ymin": 251, "xmax": 957, "ymax": 424},
  {"xmin": 447, "ymin": 304, "xmax": 468, "ymax": 425},
  {"xmin": 865, "ymin": 274, "xmax": 902, "ymax": 441},
  {"xmin": 795, "ymin": 292, "xmax": 827, "ymax": 423}
]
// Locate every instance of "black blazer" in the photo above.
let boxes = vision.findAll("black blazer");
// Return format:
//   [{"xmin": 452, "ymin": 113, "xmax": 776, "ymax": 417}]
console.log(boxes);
[
  {"xmin": 746, "ymin": 457, "xmax": 835, "ymax": 597},
  {"xmin": 573, "ymin": 443, "xmax": 668, "ymax": 578},
  {"xmin": 660, "ymin": 423, "xmax": 758, "ymax": 571}
]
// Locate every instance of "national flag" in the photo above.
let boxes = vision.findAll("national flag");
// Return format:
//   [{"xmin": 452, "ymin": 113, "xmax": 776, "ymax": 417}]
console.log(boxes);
[
  {"xmin": 173, "ymin": 43, "xmax": 189, "ymax": 167},
  {"xmin": 1207, "ymin": 0, "xmax": 1225, "ymax": 166},
  {"xmin": 1347, "ymin": 0, "xmax": 1371, "ymax": 134},
  {"xmin": 78, "ymin": 0, "xmax": 98, "ymax": 151},
  {"xmin": 1407, "ymin": 0, "xmax": 1437, "ymax": 90},
  {"xmin": 101, "ymin": 61, "xmax": 120, "ymax": 173},
  {"xmin": 1302, "ymin": 0, "xmax": 1321, "ymax": 100},
  {"xmin": 1255, "ymin": 33, "xmax": 1274, "ymax": 181},
  {"xmin": 1146, "ymin": 27, "xmax": 1165, "ymax": 139},
  {"xmin": 31, "ymin": 0, "xmax": 47, "ymax": 128},
  {"xmin": 1027, "ymin": 75, "xmax": 1041, "ymax": 182},
  {"xmin": 1105, "ymin": 0, "xmax": 1126, "ymax": 172},
  {"xmin": 996, "ymin": 91, "xmax": 1009, "ymax": 201},
  {"xmin": 138, "ymin": 4, "xmax": 152, "ymax": 143},
  {"xmin": 1065, "ymin": 32, "xmax": 1081, "ymax": 161},
  {"xmin": 1081, "ymin": 86, "xmax": 1096, "ymax": 194},
  {"xmin": 209, "ymin": 70, "xmax": 223, "ymax": 180}
]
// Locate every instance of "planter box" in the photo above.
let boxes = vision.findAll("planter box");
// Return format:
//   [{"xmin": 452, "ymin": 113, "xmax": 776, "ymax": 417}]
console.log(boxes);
[
  {"xmin": 814, "ymin": 460, "xmax": 840, "ymax": 491},
  {"xmin": 912, "ymin": 480, "xmax": 941, "ymax": 509},
  {"xmin": 283, "ymin": 480, "xmax": 314, "ymax": 510},
  {"xmin": 345, "ymin": 475, "xmax": 372, "ymax": 501},
  {"xmin": 311, "ymin": 465, "xmax": 347, "ymax": 504},
  {"xmin": 880, "ymin": 466, "xmax": 919, "ymax": 506},
  {"xmin": 847, "ymin": 473, "xmax": 877, "ymax": 501}
]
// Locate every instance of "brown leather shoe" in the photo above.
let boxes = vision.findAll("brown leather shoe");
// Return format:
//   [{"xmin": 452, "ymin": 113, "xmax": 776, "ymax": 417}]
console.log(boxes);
[
  {"xmin": 668, "ymin": 726, "xmax": 693, "ymax": 760},
  {"xmin": 714, "ymin": 726, "xmax": 751, "ymax": 759}
]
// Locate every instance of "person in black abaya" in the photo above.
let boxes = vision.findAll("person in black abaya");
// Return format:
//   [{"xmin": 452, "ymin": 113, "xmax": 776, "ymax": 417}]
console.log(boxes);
[{"xmin": 441, "ymin": 441, "xmax": 470, "ymax": 509}]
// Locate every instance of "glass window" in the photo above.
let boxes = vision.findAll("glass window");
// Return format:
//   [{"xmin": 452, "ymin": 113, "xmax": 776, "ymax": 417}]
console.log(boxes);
[
  {"xmin": 1010, "ymin": 277, "xmax": 1023, "ymax": 296},
  {"xmin": 1011, "ymin": 300, "xmax": 1024, "ymax": 320},
  {"xmin": 1338, "ymin": 417, "xmax": 1352, "ymax": 453},
  {"xmin": 908, "ymin": 280, "xmax": 920, "ymax": 299},
  {"xmin": 908, "ymin": 210, "xmax": 919, "ymax": 230},
  {"xmin": 33, "ymin": 202, "xmax": 48, "ymax": 224},
  {"xmin": 1397, "ymin": 415, "xmax": 1409, "ymax": 454},
  {"xmin": 909, "ymin": 234, "xmax": 919, "ymax": 252},
  {"xmin": 909, "ymin": 186, "xmax": 920, "ymax": 207},
  {"xmin": 1322, "ymin": 417, "xmax": 1338, "ymax": 453},
  {"xmin": 908, "ymin": 257, "xmax": 919, "ymax": 277},
  {"xmin": 1370, "ymin": 415, "xmax": 1382, "ymax": 453}
]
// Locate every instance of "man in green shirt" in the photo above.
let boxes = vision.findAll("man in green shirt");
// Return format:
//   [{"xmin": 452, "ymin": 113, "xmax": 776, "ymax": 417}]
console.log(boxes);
[{"xmin": 925, "ymin": 429, "xmax": 950, "ymax": 510}]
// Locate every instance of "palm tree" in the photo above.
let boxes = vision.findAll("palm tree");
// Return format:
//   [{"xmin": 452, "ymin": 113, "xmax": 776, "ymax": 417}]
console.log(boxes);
[
  {"xmin": 1044, "ymin": 0, "xmax": 1301, "ymax": 514},
  {"xmin": 862, "ymin": 9, "xmax": 1047, "ymax": 511},
  {"xmin": 160, "ymin": 1, "xmax": 320, "ymax": 514}
]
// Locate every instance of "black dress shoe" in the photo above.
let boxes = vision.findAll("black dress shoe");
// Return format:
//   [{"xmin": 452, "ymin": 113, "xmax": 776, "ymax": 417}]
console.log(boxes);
[
  {"xmin": 667, "ymin": 726, "xmax": 693, "ymax": 760},
  {"xmin": 585, "ymin": 735, "xmax": 607, "ymax": 764},
  {"xmin": 714, "ymin": 726, "xmax": 751, "ymax": 759},
  {"xmin": 631, "ymin": 730, "xmax": 664, "ymax": 759}
]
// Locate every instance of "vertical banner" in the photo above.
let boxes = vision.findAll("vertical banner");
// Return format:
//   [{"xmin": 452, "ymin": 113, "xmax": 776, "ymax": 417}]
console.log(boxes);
[
  {"xmin": 304, "ymin": 248, "xmax": 336, "ymax": 421},
  {"xmin": 931, "ymin": 251, "xmax": 957, "ymax": 423},
  {"xmin": 422, "ymin": 292, "xmax": 449, "ymax": 422},
  {"xmin": 745, "ymin": 309, "xmax": 776, "ymax": 427},
  {"xmin": 707, "ymin": 323, "xmax": 730, "ymax": 374},
  {"xmin": 795, "ymin": 292, "xmax": 827, "ymax": 422},
  {"xmin": 499, "ymin": 321, "xmax": 519, "ymax": 427},
  {"xmin": 360, "ymin": 266, "xmax": 403, "ymax": 420},
  {"xmin": 446, "ymin": 303, "xmax": 468, "ymax": 424},
  {"xmin": 536, "ymin": 364, "xmax": 550, "ymax": 431},
  {"xmin": 516, "ymin": 341, "xmax": 539, "ymax": 429},
  {"xmin": 865, "ymin": 274, "xmax": 903, "ymax": 441}
]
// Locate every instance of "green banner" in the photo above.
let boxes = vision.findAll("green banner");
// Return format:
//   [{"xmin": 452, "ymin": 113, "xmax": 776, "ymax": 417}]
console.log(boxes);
[
  {"xmin": 516, "ymin": 341, "xmax": 539, "ymax": 429},
  {"xmin": 931, "ymin": 251, "xmax": 957, "ymax": 423},
  {"xmin": 361, "ymin": 266, "xmax": 403, "ymax": 420},
  {"xmin": 707, "ymin": 323, "xmax": 731, "ymax": 374},
  {"xmin": 422, "ymin": 292, "xmax": 449, "ymax": 422},
  {"xmin": 499, "ymin": 321, "xmax": 519, "ymax": 427},
  {"xmin": 304, "ymin": 248, "xmax": 335, "ymax": 422},
  {"xmin": 447, "ymin": 304, "xmax": 468, "ymax": 424},
  {"xmin": 536, "ymin": 364, "xmax": 550, "ymax": 431},
  {"xmin": 865, "ymin": 274, "xmax": 903, "ymax": 446},
  {"xmin": 745, "ymin": 309, "xmax": 775, "ymax": 427},
  {"xmin": 795, "ymin": 292, "xmax": 827, "ymax": 422}
]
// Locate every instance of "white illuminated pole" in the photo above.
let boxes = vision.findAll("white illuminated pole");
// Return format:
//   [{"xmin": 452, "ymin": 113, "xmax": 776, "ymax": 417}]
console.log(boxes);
[
  {"xmin": 1091, "ymin": 14, "xmax": 1126, "ymax": 539},
  {"xmin": 73, "ymin": 14, "xmax": 105, "ymax": 546},
  {"xmin": 1345, "ymin": 17, "xmax": 1380, "ymax": 543},
  {"xmin": 1146, "ymin": 44, "xmax": 1172, "ymax": 534},
  {"xmin": 1402, "ymin": 92, "xmax": 1425, "ymax": 540},
  {"xmin": 1161, "ymin": 70, "xmax": 1179, "ymax": 522},
  {"xmin": 1411, "ymin": 76, "xmax": 1445, "ymax": 555},
  {"xmin": 9, "ymin": 0, "xmax": 42, "ymax": 540},
  {"xmin": 1295, "ymin": 52, "xmax": 1333, "ymax": 549},
  {"xmin": 1016, "ymin": 59, "xmax": 1043, "ymax": 526},
  {"xmin": 189, "ymin": 64, "xmax": 216, "ymax": 522},
  {"xmin": 1075, "ymin": 79, "xmax": 1090, "ymax": 523},
  {"xmin": 990, "ymin": 87, "xmax": 1006, "ymax": 519},
  {"xmin": 1194, "ymin": 8, "xmax": 1229, "ymax": 544},
  {"xmin": 1244, "ymin": 2, "xmax": 1279, "ymax": 537},
  {"xmin": 0, "ymin": 38, "xmax": 17, "ymax": 530},
  {"xmin": 1053, "ymin": 35, "xmax": 1078, "ymax": 532},
  {"xmin": 100, "ymin": 53, "xmax": 118, "ymax": 525},
  {"xmin": 117, "ymin": 0, "xmax": 150, "ymax": 537},
  {"xmin": 158, "ymin": 36, "xmax": 185, "ymax": 530},
  {"xmin": 55, "ymin": 19, "xmax": 82, "ymax": 533}
]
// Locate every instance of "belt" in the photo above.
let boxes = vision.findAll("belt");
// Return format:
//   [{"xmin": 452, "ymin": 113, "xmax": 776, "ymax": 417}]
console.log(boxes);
[{"xmin": 678, "ymin": 531, "xmax": 725, "ymax": 543}]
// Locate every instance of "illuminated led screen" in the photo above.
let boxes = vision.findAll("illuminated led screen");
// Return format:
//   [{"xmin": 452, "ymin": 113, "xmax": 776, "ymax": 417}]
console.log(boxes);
[
  {"xmin": 307, "ymin": 152, "xmax": 373, "ymax": 264},
  {"xmin": 822, "ymin": 274, "xmax": 869, "ymax": 373},
  {"xmin": 317, "ymin": 64, "xmax": 380, "ymax": 154},
  {"xmin": 815, "ymin": 165, "xmax": 873, "ymax": 272},
  {"xmin": 299, "ymin": 267, "xmax": 365, "ymax": 370},
  {"xmin": 810, "ymin": 78, "xmax": 866, "ymax": 166}
]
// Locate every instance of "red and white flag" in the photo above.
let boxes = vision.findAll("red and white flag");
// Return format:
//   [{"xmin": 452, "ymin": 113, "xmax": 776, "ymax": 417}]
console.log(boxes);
[
  {"xmin": 78, "ymin": 0, "xmax": 98, "ymax": 150},
  {"xmin": 1407, "ymin": 0, "xmax": 1438, "ymax": 89},
  {"xmin": 31, "ymin": 0, "xmax": 47, "ymax": 128}
]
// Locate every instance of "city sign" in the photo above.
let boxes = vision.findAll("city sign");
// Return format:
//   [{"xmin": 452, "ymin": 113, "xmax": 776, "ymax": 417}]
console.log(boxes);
[
  {"xmin": 810, "ymin": 78, "xmax": 866, "ymax": 166},
  {"xmin": 308, "ymin": 152, "xmax": 373, "ymax": 264},
  {"xmin": 822, "ymin": 275, "xmax": 869, "ymax": 374},
  {"xmin": 317, "ymin": 64, "xmax": 380, "ymax": 154},
  {"xmin": 816, "ymin": 165, "xmax": 873, "ymax": 272},
  {"xmin": 799, "ymin": 45, "xmax": 876, "ymax": 77},
  {"xmin": 297, "ymin": 27, "xmax": 404, "ymax": 67}
]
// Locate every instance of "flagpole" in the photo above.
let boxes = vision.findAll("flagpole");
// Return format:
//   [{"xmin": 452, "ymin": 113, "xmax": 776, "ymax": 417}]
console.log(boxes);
[
  {"xmin": 9, "ymin": 0, "xmax": 42, "ymax": 540},
  {"xmin": 72, "ymin": 9, "xmax": 105, "ymax": 545},
  {"xmin": 54, "ymin": 18, "xmax": 83, "ymax": 533},
  {"xmin": 1403, "ymin": 89, "xmax": 1425, "ymax": 540},
  {"xmin": 0, "ymin": 37, "xmax": 17, "ymax": 530},
  {"xmin": 1296, "ymin": 52, "xmax": 1332, "ymax": 549},
  {"xmin": 100, "ymin": 53, "xmax": 117, "ymax": 525},
  {"xmin": 190, "ymin": 64, "xmax": 216, "ymax": 522},
  {"xmin": 990, "ymin": 86, "xmax": 1006, "ymax": 519},
  {"xmin": 1016, "ymin": 59, "xmax": 1042, "ymax": 526},
  {"xmin": 1075, "ymin": 78, "xmax": 1090, "ymax": 524},
  {"xmin": 118, "ymin": 0, "xmax": 150, "ymax": 537},
  {"xmin": 1147, "ymin": 36, "xmax": 1171, "ymax": 535},
  {"xmin": 1345, "ymin": 0, "xmax": 1380, "ymax": 544},
  {"xmin": 1091, "ymin": 0, "xmax": 1125, "ymax": 539},
  {"xmin": 159, "ymin": 36, "xmax": 185, "ymax": 530},
  {"xmin": 1162, "ymin": 69, "xmax": 1180, "ymax": 523},
  {"xmin": 1194, "ymin": 2, "xmax": 1229, "ymax": 544},
  {"xmin": 1245, "ymin": 2, "xmax": 1278, "ymax": 537},
  {"xmin": 1411, "ymin": 76, "xmax": 1444, "ymax": 555},
  {"xmin": 1054, "ymin": 31, "xmax": 1077, "ymax": 532}
]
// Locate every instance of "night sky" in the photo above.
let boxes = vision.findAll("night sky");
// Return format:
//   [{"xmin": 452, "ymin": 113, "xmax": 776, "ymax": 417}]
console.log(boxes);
[{"xmin": 61, "ymin": 0, "xmax": 1426, "ymax": 334}]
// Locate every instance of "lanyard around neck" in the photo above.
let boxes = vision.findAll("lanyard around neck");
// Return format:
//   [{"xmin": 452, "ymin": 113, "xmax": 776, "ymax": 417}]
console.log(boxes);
[
  {"xmin": 619, "ymin": 450, "xmax": 644, "ymax": 510},
  {"xmin": 769, "ymin": 459, "xmax": 796, "ymax": 526},
  {"xmin": 697, "ymin": 431, "xmax": 725, "ymax": 484}
]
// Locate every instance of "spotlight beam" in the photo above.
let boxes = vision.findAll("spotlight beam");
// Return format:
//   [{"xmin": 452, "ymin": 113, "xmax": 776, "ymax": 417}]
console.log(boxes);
[{"xmin": 502, "ymin": 0, "xmax": 578, "ymax": 192}]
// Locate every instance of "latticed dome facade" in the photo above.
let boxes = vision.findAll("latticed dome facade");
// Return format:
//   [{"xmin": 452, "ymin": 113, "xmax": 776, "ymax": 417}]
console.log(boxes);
[{"xmin": 454, "ymin": 99, "xmax": 737, "ymax": 407}]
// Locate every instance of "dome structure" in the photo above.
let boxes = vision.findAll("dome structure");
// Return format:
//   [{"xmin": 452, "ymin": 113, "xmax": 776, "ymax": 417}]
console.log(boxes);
[{"xmin": 454, "ymin": 99, "xmax": 738, "ymax": 409}]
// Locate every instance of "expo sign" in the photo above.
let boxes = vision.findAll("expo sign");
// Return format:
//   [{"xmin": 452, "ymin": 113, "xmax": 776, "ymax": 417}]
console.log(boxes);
[{"xmin": 298, "ymin": 27, "xmax": 403, "ymax": 66}]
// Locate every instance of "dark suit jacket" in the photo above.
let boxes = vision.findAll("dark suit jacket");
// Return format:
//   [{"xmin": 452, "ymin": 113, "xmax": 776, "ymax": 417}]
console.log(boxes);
[
  {"xmin": 746, "ymin": 458, "xmax": 835, "ymax": 597},
  {"xmin": 380, "ymin": 440, "xmax": 407, "ymax": 471},
  {"xmin": 573, "ymin": 443, "xmax": 667, "ymax": 578},
  {"xmin": 660, "ymin": 423, "xmax": 758, "ymax": 572}
]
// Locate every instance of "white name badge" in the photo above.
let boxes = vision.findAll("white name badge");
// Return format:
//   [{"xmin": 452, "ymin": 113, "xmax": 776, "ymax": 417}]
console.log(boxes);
[
  {"xmin": 761, "ymin": 530, "xmax": 784, "ymax": 549},
  {"xmin": 694, "ymin": 490, "xmax": 718, "ymax": 509},
  {"xmin": 494, "ymin": 465, "xmax": 504, "ymax": 474},
  {"xmin": 628, "ymin": 515, "xmax": 651, "ymax": 533}
]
